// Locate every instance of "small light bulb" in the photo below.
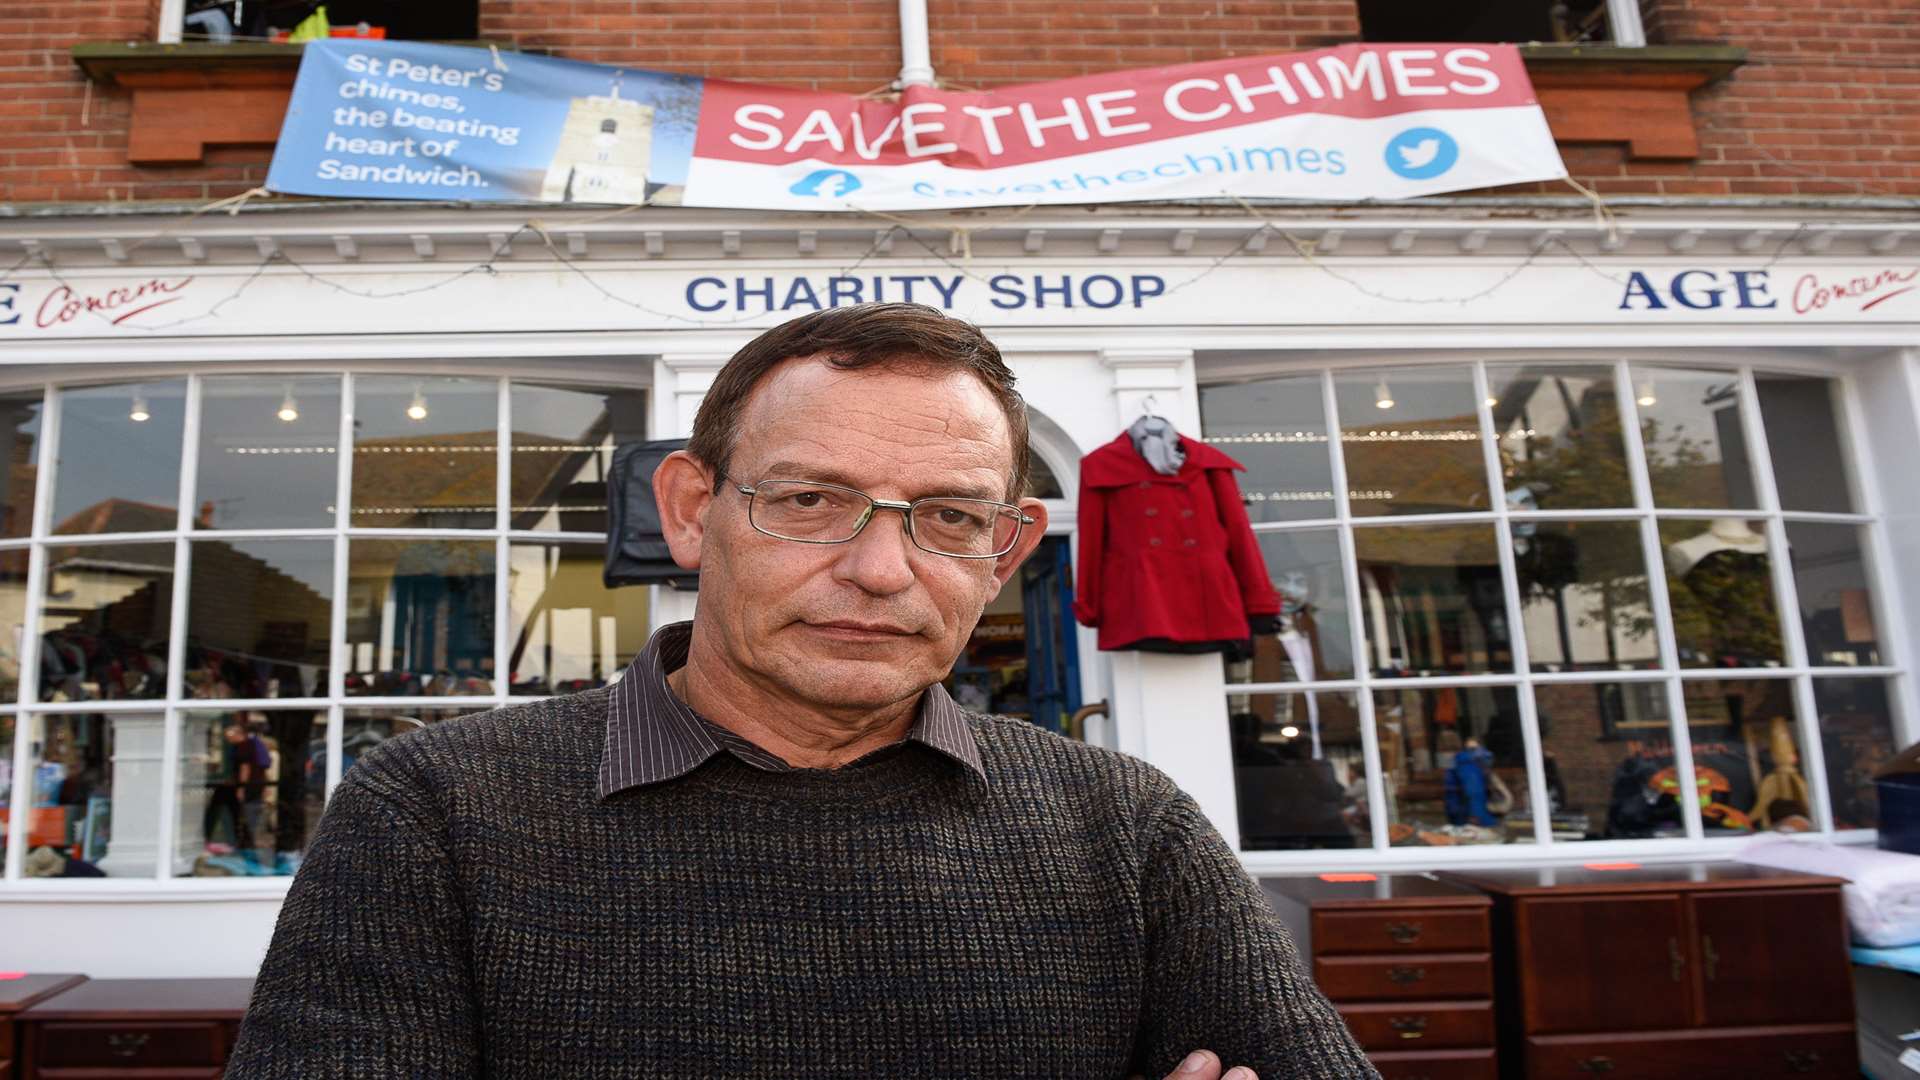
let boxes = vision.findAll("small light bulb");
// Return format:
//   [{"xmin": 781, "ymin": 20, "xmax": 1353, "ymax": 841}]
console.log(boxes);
[
  {"xmin": 1373, "ymin": 379, "xmax": 1395, "ymax": 410},
  {"xmin": 1280, "ymin": 725, "xmax": 1301, "ymax": 738},
  {"xmin": 406, "ymin": 383, "xmax": 429, "ymax": 422},
  {"xmin": 1485, "ymin": 396, "xmax": 1499, "ymax": 408},
  {"xmin": 1636, "ymin": 380, "xmax": 1658, "ymax": 408},
  {"xmin": 277, "ymin": 387, "xmax": 299, "ymax": 423},
  {"xmin": 129, "ymin": 393, "xmax": 150, "ymax": 423}
]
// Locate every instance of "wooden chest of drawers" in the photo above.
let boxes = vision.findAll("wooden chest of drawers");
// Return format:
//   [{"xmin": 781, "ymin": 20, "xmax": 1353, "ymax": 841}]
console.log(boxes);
[
  {"xmin": 16, "ymin": 978, "xmax": 254, "ymax": 1080},
  {"xmin": 0, "ymin": 976, "xmax": 86, "ymax": 1080},
  {"xmin": 1263, "ymin": 874, "xmax": 1498, "ymax": 1080}
]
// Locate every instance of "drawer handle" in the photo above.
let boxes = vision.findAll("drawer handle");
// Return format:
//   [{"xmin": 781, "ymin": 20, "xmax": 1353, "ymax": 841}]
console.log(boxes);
[
  {"xmin": 1385, "ymin": 921, "xmax": 1423, "ymax": 944},
  {"xmin": 107, "ymin": 1032, "xmax": 152, "ymax": 1058},
  {"xmin": 1785, "ymin": 1050, "xmax": 1822, "ymax": 1073},
  {"xmin": 1576, "ymin": 1057, "xmax": 1615, "ymax": 1074},
  {"xmin": 1387, "ymin": 1015, "xmax": 1427, "ymax": 1040},
  {"xmin": 1386, "ymin": 965, "xmax": 1427, "ymax": 984}
]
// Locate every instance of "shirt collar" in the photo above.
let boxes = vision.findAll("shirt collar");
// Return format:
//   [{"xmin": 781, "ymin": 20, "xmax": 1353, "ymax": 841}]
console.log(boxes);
[{"xmin": 597, "ymin": 621, "xmax": 986, "ymax": 799}]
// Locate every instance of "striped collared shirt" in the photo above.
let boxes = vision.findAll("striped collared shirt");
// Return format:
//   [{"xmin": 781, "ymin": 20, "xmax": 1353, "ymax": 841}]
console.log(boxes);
[{"xmin": 597, "ymin": 621, "xmax": 986, "ymax": 799}]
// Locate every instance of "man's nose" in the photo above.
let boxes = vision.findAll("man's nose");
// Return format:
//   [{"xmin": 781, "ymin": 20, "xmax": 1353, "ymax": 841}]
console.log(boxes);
[{"xmin": 830, "ymin": 507, "xmax": 918, "ymax": 595}]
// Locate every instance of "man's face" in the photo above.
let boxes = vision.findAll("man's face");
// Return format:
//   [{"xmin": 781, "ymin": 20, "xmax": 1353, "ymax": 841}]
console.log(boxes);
[
  {"xmin": 680, "ymin": 356, "xmax": 1047, "ymax": 714},
  {"xmin": 224, "ymin": 725, "xmax": 244, "ymax": 744}
]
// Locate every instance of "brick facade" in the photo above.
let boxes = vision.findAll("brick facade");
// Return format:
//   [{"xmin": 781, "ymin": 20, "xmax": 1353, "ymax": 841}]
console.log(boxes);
[{"xmin": 0, "ymin": 0, "xmax": 1915, "ymax": 204}]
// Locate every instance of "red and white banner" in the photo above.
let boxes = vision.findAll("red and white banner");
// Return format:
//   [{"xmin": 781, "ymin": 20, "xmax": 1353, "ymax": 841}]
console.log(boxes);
[{"xmin": 689, "ymin": 43, "xmax": 1567, "ymax": 210}]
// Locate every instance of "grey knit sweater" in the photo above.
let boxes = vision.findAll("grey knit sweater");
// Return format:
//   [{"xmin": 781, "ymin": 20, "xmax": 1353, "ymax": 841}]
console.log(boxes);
[{"xmin": 227, "ymin": 688, "xmax": 1377, "ymax": 1078}]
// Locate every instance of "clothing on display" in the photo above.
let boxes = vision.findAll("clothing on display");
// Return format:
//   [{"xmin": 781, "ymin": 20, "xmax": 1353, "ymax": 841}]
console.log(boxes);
[{"xmin": 1073, "ymin": 425, "xmax": 1280, "ymax": 653}]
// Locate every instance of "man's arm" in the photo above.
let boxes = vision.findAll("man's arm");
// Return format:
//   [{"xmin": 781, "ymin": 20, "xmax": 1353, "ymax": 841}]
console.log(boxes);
[
  {"xmin": 1130, "ymin": 781, "xmax": 1379, "ymax": 1080},
  {"xmin": 227, "ymin": 751, "xmax": 480, "ymax": 1078}
]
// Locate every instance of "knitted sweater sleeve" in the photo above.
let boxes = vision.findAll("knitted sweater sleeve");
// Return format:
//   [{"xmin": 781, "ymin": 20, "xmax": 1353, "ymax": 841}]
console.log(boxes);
[
  {"xmin": 226, "ymin": 750, "xmax": 480, "ymax": 1078},
  {"xmin": 1131, "ymin": 782, "xmax": 1380, "ymax": 1080}
]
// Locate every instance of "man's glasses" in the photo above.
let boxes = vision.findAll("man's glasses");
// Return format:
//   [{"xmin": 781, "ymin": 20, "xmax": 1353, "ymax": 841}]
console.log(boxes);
[{"xmin": 729, "ymin": 477, "xmax": 1034, "ymax": 559}]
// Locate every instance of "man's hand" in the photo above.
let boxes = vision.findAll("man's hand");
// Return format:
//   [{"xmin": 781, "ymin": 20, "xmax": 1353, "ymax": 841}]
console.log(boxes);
[{"xmin": 1128, "ymin": 1049, "xmax": 1259, "ymax": 1080}]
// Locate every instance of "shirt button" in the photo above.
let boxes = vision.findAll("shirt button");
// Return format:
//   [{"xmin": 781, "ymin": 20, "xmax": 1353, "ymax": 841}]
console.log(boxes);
[{"xmin": 1144, "ymin": 507, "xmax": 1158, "ymax": 517}]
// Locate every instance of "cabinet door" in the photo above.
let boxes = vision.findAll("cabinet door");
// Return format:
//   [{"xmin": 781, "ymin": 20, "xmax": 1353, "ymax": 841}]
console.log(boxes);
[
  {"xmin": 1515, "ymin": 894, "xmax": 1693, "ymax": 1035},
  {"xmin": 1688, "ymin": 888, "xmax": 1853, "ymax": 1028}
]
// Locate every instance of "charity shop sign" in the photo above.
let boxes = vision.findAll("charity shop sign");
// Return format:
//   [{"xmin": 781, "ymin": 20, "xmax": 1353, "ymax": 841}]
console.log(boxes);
[{"xmin": 264, "ymin": 39, "xmax": 1569, "ymax": 211}]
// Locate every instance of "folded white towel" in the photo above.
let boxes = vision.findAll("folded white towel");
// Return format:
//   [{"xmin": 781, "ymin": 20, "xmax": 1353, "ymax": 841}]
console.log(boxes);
[{"xmin": 1736, "ymin": 836, "xmax": 1920, "ymax": 948}]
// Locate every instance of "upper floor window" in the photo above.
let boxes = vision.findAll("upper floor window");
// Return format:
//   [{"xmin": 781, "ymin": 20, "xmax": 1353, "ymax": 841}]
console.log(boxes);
[
  {"xmin": 1358, "ymin": 0, "xmax": 1647, "ymax": 47},
  {"xmin": 168, "ymin": 0, "xmax": 478, "ymax": 44}
]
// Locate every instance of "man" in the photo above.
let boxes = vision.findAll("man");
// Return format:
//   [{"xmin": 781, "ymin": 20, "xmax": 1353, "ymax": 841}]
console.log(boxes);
[
  {"xmin": 228, "ymin": 303, "xmax": 1377, "ymax": 1079},
  {"xmin": 206, "ymin": 720, "xmax": 269, "ymax": 853}
]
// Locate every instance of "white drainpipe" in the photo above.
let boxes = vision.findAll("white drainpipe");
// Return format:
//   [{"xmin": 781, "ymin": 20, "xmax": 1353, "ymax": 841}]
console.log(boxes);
[{"xmin": 896, "ymin": 0, "xmax": 936, "ymax": 88}]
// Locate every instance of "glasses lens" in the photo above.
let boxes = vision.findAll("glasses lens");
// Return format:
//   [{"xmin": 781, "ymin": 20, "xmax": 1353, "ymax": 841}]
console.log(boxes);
[
  {"xmin": 911, "ymin": 499, "xmax": 1023, "ymax": 557},
  {"xmin": 749, "ymin": 480, "xmax": 870, "ymax": 542}
]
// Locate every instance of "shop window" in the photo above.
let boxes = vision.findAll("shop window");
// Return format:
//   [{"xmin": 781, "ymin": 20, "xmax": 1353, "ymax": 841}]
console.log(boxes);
[
  {"xmin": 178, "ymin": 0, "xmax": 479, "ymax": 44},
  {"xmin": 1231, "ymin": 691, "xmax": 1367, "ymax": 850},
  {"xmin": 1200, "ymin": 375, "xmax": 1335, "ymax": 524},
  {"xmin": 185, "ymin": 539, "xmax": 333, "ymax": 699},
  {"xmin": 196, "ymin": 375, "xmax": 341, "ymax": 531},
  {"xmin": 1357, "ymin": 0, "xmax": 1622, "ymax": 45},
  {"xmin": 21, "ymin": 712, "xmax": 160, "ymax": 878},
  {"xmin": 40, "ymin": 542, "xmax": 175, "ymax": 703},
  {"xmin": 342, "ymin": 708, "xmax": 468, "ymax": 775},
  {"xmin": 0, "ymin": 390, "xmax": 43, "ymax": 540},
  {"xmin": 344, "ymin": 539, "xmax": 497, "ymax": 696},
  {"xmin": 52, "ymin": 380, "xmax": 187, "ymax": 536},
  {"xmin": 176, "ymin": 708, "xmax": 328, "ymax": 877},
  {"xmin": 507, "ymin": 542, "xmax": 648, "ymax": 695},
  {"xmin": 351, "ymin": 375, "xmax": 498, "ymax": 530},
  {"xmin": 509, "ymin": 385, "xmax": 648, "ymax": 534},
  {"xmin": 1202, "ymin": 360, "xmax": 1895, "ymax": 862}
]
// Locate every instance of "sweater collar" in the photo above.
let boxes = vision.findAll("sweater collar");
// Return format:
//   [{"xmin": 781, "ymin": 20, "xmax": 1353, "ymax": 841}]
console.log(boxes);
[{"xmin": 597, "ymin": 621, "xmax": 986, "ymax": 800}]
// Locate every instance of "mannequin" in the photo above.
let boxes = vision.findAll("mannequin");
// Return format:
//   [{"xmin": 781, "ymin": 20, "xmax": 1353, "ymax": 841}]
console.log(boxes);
[{"xmin": 1664, "ymin": 517, "xmax": 1767, "ymax": 578}]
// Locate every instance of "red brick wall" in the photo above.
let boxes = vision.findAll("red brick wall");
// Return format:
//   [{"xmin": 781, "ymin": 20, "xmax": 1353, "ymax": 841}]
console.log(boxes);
[{"xmin": 1, "ymin": 0, "xmax": 1915, "ymax": 205}]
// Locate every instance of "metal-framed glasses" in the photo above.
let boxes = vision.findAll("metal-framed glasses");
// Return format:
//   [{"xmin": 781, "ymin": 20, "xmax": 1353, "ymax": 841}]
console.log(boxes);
[{"xmin": 731, "ymin": 477, "xmax": 1034, "ymax": 559}]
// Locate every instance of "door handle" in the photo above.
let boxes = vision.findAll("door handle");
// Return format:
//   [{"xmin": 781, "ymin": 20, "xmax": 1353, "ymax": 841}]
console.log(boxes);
[
  {"xmin": 1387, "ymin": 965, "xmax": 1427, "ymax": 985},
  {"xmin": 1385, "ymin": 921, "xmax": 1423, "ymax": 944},
  {"xmin": 1668, "ymin": 936, "xmax": 1685, "ymax": 982},
  {"xmin": 1388, "ymin": 1015, "xmax": 1427, "ymax": 1040},
  {"xmin": 1576, "ymin": 1057, "xmax": 1615, "ymax": 1074},
  {"xmin": 1702, "ymin": 934, "xmax": 1719, "ymax": 982}
]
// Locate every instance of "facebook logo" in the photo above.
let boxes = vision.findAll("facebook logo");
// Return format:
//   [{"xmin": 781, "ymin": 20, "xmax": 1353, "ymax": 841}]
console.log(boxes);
[{"xmin": 789, "ymin": 169, "xmax": 862, "ymax": 197}]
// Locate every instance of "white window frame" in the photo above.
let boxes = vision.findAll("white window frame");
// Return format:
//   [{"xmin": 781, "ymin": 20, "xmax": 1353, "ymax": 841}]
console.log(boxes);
[{"xmin": 1206, "ymin": 351, "xmax": 1909, "ymax": 872}]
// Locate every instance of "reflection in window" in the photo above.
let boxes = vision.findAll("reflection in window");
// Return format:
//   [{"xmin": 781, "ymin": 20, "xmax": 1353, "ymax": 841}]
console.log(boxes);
[
  {"xmin": 0, "ymin": 552, "xmax": 25, "ymax": 702},
  {"xmin": 195, "ymin": 375, "xmax": 340, "ymax": 530},
  {"xmin": 52, "ymin": 380, "xmax": 186, "ymax": 535},
  {"xmin": 1200, "ymin": 375, "xmax": 1336, "ymax": 523},
  {"xmin": 1230, "ymin": 691, "xmax": 1368, "ymax": 850},
  {"xmin": 1335, "ymin": 367, "xmax": 1489, "ymax": 518},
  {"xmin": 0, "ymin": 714, "xmax": 12, "ymax": 862},
  {"xmin": 345, "ymin": 540, "xmax": 495, "ymax": 696},
  {"xmin": 509, "ymin": 384, "xmax": 647, "ymax": 532},
  {"xmin": 41, "ymin": 543, "xmax": 174, "ymax": 702},
  {"xmin": 342, "ymin": 708, "xmax": 468, "ymax": 777},
  {"xmin": 1813, "ymin": 678, "xmax": 1897, "ymax": 830},
  {"xmin": 1680, "ymin": 678, "xmax": 1809, "ymax": 834},
  {"xmin": 1373, "ymin": 686, "xmax": 1533, "ymax": 845},
  {"xmin": 1786, "ymin": 523, "xmax": 1879, "ymax": 667},
  {"xmin": 1488, "ymin": 364, "xmax": 1633, "ymax": 509},
  {"xmin": 186, "ymin": 540, "xmax": 333, "ymax": 700},
  {"xmin": 1354, "ymin": 525, "xmax": 1512, "ymax": 675},
  {"xmin": 1755, "ymin": 373, "xmax": 1855, "ymax": 513},
  {"xmin": 1532, "ymin": 681, "xmax": 1684, "ymax": 841},
  {"xmin": 1228, "ymin": 529, "xmax": 1353, "ymax": 683},
  {"xmin": 1025, "ymin": 450, "xmax": 1065, "ymax": 500},
  {"xmin": 507, "ymin": 543, "xmax": 648, "ymax": 695},
  {"xmin": 1514, "ymin": 521, "xmax": 1659, "ymax": 671},
  {"xmin": 1660, "ymin": 519, "xmax": 1783, "ymax": 668},
  {"xmin": 1632, "ymin": 367, "xmax": 1757, "ymax": 509},
  {"xmin": 23, "ymin": 712, "xmax": 162, "ymax": 878},
  {"xmin": 351, "ymin": 376, "xmax": 497, "ymax": 530},
  {"xmin": 0, "ymin": 390, "xmax": 43, "ymax": 539},
  {"xmin": 176, "ymin": 709, "xmax": 326, "ymax": 877}
]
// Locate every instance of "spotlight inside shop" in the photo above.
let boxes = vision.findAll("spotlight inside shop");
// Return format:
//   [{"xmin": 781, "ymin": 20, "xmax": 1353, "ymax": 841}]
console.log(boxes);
[
  {"xmin": 1636, "ymin": 381, "xmax": 1658, "ymax": 407},
  {"xmin": 406, "ymin": 383, "xmax": 429, "ymax": 421},
  {"xmin": 1373, "ymin": 379, "xmax": 1394, "ymax": 410},
  {"xmin": 1280, "ymin": 725, "xmax": 1301, "ymax": 738},
  {"xmin": 277, "ymin": 385, "xmax": 300, "ymax": 423},
  {"xmin": 1484, "ymin": 396, "xmax": 1499, "ymax": 408},
  {"xmin": 129, "ymin": 391, "xmax": 150, "ymax": 423}
]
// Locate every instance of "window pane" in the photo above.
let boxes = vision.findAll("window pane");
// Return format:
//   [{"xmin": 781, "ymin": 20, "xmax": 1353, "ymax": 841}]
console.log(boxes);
[
  {"xmin": 345, "ymin": 540, "xmax": 495, "ymax": 696},
  {"xmin": 1680, "ymin": 678, "xmax": 1808, "ymax": 834},
  {"xmin": 0, "ymin": 713, "xmax": 12, "ymax": 863},
  {"xmin": 195, "ymin": 376, "xmax": 340, "ymax": 530},
  {"xmin": 1230, "ymin": 691, "xmax": 1368, "ymax": 850},
  {"xmin": 1785, "ymin": 522, "xmax": 1879, "ymax": 667},
  {"xmin": 343, "ymin": 707, "xmax": 469, "ymax": 777},
  {"xmin": 1632, "ymin": 366, "xmax": 1758, "ymax": 509},
  {"xmin": 52, "ymin": 380, "xmax": 186, "ymax": 535},
  {"xmin": 1812, "ymin": 677, "xmax": 1898, "ymax": 831},
  {"xmin": 1354, "ymin": 524, "xmax": 1512, "ymax": 675},
  {"xmin": 41, "ymin": 542, "xmax": 174, "ymax": 702},
  {"xmin": 1200, "ymin": 375, "xmax": 1335, "ymax": 523},
  {"xmin": 507, "ymin": 542, "xmax": 648, "ymax": 695},
  {"xmin": 1659, "ymin": 519, "xmax": 1784, "ymax": 668},
  {"xmin": 1373, "ymin": 686, "xmax": 1534, "ymax": 845},
  {"xmin": 1335, "ymin": 367, "xmax": 1489, "ymax": 517},
  {"xmin": 1755, "ymin": 373, "xmax": 1854, "ymax": 513},
  {"xmin": 1533, "ymin": 681, "xmax": 1687, "ymax": 842},
  {"xmin": 508, "ymin": 383, "xmax": 646, "ymax": 532},
  {"xmin": 0, "ymin": 390, "xmax": 44, "ymax": 539},
  {"xmin": 351, "ymin": 376, "xmax": 497, "ymax": 529},
  {"xmin": 175, "ymin": 708, "xmax": 327, "ymax": 877},
  {"xmin": 1513, "ymin": 520, "xmax": 1660, "ymax": 672},
  {"xmin": 1488, "ymin": 364, "xmax": 1633, "ymax": 510},
  {"xmin": 0, "ymin": 551, "xmax": 25, "ymax": 703},
  {"xmin": 186, "ymin": 540, "xmax": 333, "ymax": 700},
  {"xmin": 23, "ymin": 712, "xmax": 164, "ymax": 878},
  {"xmin": 1227, "ymin": 529, "xmax": 1353, "ymax": 683}
]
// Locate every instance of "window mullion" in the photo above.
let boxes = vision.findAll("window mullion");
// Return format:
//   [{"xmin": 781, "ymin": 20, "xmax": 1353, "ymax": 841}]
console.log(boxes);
[
  {"xmin": 495, "ymin": 377, "xmax": 511, "ymax": 705},
  {"xmin": 1607, "ymin": 0, "xmax": 1648, "ymax": 45},
  {"xmin": 327, "ymin": 373, "xmax": 354, "ymax": 800},
  {"xmin": 1322, "ymin": 369, "xmax": 1388, "ymax": 853},
  {"xmin": 152, "ymin": 374, "xmax": 204, "ymax": 881},
  {"xmin": 3, "ymin": 384, "xmax": 60, "ymax": 882}
]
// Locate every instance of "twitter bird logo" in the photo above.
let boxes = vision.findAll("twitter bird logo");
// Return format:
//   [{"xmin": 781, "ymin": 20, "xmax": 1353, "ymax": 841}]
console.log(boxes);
[{"xmin": 1384, "ymin": 127, "xmax": 1459, "ymax": 180}]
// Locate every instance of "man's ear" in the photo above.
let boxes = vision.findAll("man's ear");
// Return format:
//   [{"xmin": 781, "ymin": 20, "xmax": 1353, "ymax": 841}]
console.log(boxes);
[
  {"xmin": 987, "ymin": 498, "xmax": 1050, "ymax": 595},
  {"xmin": 653, "ymin": 450, "xmax": 717, "ymax": 571}
]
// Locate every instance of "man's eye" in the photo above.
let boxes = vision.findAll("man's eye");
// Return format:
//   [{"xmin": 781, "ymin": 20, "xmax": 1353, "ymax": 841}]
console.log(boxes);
[{"xmin": 934, "ymin": 507, "xmax": 986, "ymax": 528}]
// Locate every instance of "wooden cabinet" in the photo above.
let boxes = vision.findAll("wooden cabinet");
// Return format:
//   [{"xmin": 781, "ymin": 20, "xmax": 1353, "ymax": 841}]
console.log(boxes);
[
  {"xmin": 1263, "ymin": 874, "xmax": 1498, "ymax": 1079},
  {"xmin": 16, "ymin": 978, "xmax": 253, "ymax": 1080},
  {"xmin": 1445, "ymin": 864, "xmax": 1857, "ymax": 1080},
  {"xmin": 0, "ymin": 976, "xmax": 86, "ymax": 1080}
]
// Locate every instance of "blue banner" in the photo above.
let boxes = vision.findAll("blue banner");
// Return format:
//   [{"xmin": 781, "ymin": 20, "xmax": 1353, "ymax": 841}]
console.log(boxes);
[{"xmin": 266, "ymin": 40, "xmax": 703, "ymax": 205}]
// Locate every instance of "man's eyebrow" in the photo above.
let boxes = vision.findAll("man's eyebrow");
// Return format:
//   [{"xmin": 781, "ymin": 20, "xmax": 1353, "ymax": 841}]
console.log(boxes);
[{"xmin": 751, "ymin": 461, "xmax": 1010, "ymax": 502}]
